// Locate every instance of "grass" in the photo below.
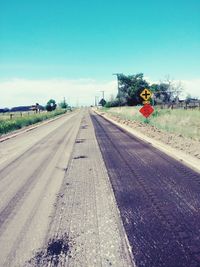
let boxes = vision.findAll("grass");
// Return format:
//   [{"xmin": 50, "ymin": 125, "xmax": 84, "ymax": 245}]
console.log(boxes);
[
  {"xmin": 102, "ymin": 106, "xmax": 200, "ymax": 141},
  {"xmin": 0, "ymin": 111, "xmax": 36, "ymax": 120},
  {"xmin": 0, "ymin": 109, "xmax": 68, "ymax": 135}
]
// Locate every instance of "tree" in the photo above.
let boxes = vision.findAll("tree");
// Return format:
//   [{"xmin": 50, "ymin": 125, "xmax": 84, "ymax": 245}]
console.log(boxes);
[
  {"xmin": 59, "ymin": 98, "xmax": 68, "ymax": 109},
  {"xmin": 160, "ymin": 76, "xmax": 183, "ymax": 103},
  {"xmin": 151, "ymin": 83, "xmax": 171, "ymax": 104},
  {"xmin": 109, "ymin": 94, "xmax": 115, "ymax": 102},
  {"xmin": 104, "ymin": 98, "xmax": 120, "ymax": 108},
  {"xmin": 117, "ymin": 73, "xmax": 149, "ymax": 105},
  {"xmin": 112, "ymin": 73, "xmax": 184, "ymax": 106},
  {"xmin": 46, "ymin": 99, "xmax": 57, "ymax": 112},
  {"xmin": 150, "ymin": 77, "xmax": 184, "ymax": 105},
  {"xmin": 185, "ymin": 94, "xmax": 192, "ymax": 104}
]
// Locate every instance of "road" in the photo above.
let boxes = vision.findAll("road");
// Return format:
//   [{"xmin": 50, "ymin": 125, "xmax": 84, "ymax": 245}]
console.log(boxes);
[
  {"xmin": 1, "ymin": 109, "xmax": 200, "ymax": 267},
  {"xmin": 91, "ymin": 112, "xmax": 200, "ymax": 267},
  {"xmin": 0, "ymin": 110, "xmax": 133, "ymax": 267}
]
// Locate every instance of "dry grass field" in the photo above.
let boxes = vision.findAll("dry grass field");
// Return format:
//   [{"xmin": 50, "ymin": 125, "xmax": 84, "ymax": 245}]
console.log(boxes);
[{"xmin": 103, "ymin": 106, "xmax": 200, "ymax": 141}]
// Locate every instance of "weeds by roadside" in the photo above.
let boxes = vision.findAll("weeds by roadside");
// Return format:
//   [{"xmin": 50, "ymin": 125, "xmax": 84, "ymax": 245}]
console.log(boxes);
[
  {"xmin": 0, "ymin": 109, "xmax": 67, "ymax": 135},
  {"xmin": 102, "ymin": 107, "xmax": 200, "ymax": 141}
]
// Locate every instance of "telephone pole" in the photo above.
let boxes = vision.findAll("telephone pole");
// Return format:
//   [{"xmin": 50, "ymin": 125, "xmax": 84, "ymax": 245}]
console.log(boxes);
[
  {"xmin": 95, "ymin": 96, "xmax": 99, "ymax": 106},
  {"xmin": 100, "ymin": 90, "xmax": 105, "ymax": 100}
]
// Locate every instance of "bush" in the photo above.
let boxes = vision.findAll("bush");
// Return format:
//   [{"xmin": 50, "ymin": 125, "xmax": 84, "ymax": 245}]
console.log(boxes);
[
  {"xmin": 46, "ymin": 99, "xmax": 57, "ymax": 112},
  {"xmin": 105, "ymin": 99, "xmax": 120, "ymax": 108}
]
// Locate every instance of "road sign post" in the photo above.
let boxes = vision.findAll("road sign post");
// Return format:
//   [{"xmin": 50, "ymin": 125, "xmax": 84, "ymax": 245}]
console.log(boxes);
[{"xmin": 139, "ymin": 89, "xmax": 154, "ymax": 118}]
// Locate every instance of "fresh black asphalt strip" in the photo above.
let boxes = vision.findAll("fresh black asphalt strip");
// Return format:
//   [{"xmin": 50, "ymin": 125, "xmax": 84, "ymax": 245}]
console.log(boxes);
[{"xmin": 91, "ymin": 112, "xmax": 200, "ymax": 267}]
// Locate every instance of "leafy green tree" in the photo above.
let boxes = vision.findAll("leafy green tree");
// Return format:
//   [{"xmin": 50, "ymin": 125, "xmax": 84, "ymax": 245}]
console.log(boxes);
[
  {"xmin": 150, "ymin": 83, "xmax": 159, "ymax": 93},
  {"xmin": 46, "ymin": 99, "xmax": 57, "ymax": 112},
  {"xmin": 104, "ymin": 99, "xmax": 120, "ymax": 108},
  {"xmin": 59, "ymin": 98, "xmax": 68, "ymax": 109},
  {"xmin": 117, "ymin": 73, "xmax": 149, "ymax": 105}
]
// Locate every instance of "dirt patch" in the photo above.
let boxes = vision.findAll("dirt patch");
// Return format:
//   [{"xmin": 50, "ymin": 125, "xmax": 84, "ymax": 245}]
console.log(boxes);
[
  {"xmin": 80, "ymin": 125, "xmax": 88, "ymax": 129},
  {"xmin": 56, "ymin": 167, "xmax": 68, "ymax": 172},
  {"xmin": 105, "ymin": 113, "xmax": 200, "ymax": 160},
  {"xmin": 47, "ymin": 238, "xmax": 69, "ymax": 256},
  {"xmin": 73, "ymin": 155, "xmax": 87, "ymax": 159},
  {"xmin": 25, "ymin": 234, "xmax": 71, "ymax": 267},
  {"xmin": 56, "ymin": 193, "xmax": 64, "ymax": 198},
  {"xmin": 75, "ymin": 139, "xmax": 85, "ymax": 143}
]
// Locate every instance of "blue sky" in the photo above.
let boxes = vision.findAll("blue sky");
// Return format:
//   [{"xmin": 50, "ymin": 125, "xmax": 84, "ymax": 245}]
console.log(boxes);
[{"xmin": 0, "ymin": 0, "xmax": 200, "ymax": 106}]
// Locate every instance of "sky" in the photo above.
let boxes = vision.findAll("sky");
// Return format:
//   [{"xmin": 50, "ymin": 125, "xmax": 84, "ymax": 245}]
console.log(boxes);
[{"xmin": 0, "ymin": 0, "xmax": 200, "ymax": 107}]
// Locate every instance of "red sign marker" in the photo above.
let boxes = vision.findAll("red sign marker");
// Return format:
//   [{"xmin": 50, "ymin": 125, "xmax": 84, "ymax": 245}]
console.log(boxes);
[{"xmin": 139, "ymin": 104, "xmax": 154, "ymax": 118}]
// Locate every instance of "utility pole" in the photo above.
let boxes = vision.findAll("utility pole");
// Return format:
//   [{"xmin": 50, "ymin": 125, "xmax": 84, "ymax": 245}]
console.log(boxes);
[
  {"xmin": 76, "ymin": 98, "xmax": 79, "ymax": 108},
  {"xmin": 95, "ymin": 96, "xmax": 99, "ymax": 106},
  {"xmin": 100, "ymin": 90, "xmax": 105, "ymax": 100}
]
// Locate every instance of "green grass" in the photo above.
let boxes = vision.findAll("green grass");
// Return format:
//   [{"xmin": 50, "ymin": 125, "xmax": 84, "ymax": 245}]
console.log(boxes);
[
  {"xmin": 102, "ymin": 106, "xmax": 200, "ymax": 141},
  {"xmin": 0, "ymin": 111, "xmax": 36, "ymax": 120},
  {"xmin": 0, "ymin": 109, "xmax": 67, "ymax": 135}
]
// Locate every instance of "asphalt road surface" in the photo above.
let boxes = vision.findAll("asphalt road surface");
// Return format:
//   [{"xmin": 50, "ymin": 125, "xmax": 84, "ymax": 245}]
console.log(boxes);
[{"xmin": 91, "ymin": 112, "xmax": 200, "ymax": 267}]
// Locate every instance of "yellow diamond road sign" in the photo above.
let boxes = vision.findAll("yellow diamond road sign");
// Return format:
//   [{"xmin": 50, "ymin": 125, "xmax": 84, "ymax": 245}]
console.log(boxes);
[{"xmin": 140, "ymin": 89, "xmax": 152, "ymax": 101}]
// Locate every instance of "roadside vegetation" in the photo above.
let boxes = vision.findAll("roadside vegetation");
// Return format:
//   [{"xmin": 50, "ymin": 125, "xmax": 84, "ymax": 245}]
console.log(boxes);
[
  {"xmin": 103, "ymin": 107, "xmax": 200, "ymax": 141},
  {"xmin": 103, "ymin": 73, "xmax": 185, "ymax": 107},
  {"xmin": 0, "ymin": 98, "xmax": 73, "ymax": 136},
  {"xmin": 0, "ymin": 109, "xmax": 68, "ymax": 136},
  {"xmin": 98, "ymin": 72, "xmax": 199, "ymax": 141},
  {"xmin": 99, "ymin": 73, "xmax": 199, "ymax": 110}
]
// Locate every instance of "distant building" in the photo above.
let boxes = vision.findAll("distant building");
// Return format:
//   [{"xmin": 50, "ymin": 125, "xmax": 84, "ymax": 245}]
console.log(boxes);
[{"xmin": 0, "ymin": 108, "xmax": 9, "ymax": 113}]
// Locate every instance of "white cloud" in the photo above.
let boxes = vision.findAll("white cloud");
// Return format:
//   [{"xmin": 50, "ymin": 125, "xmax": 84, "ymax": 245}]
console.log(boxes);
[
  {"xmin": 181, "ymin": 79, "xmax": 200, "ymax": 98},
  {"xmin": 0, "ymin": 78, "xmax": 118, "ymax": 108}
]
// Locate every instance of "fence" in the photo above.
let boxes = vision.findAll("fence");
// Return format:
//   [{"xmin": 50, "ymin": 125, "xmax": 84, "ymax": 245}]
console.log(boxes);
[
  {"xmin": 156, "ymin": 100, "xmax": 200, "ymax": 110},
  {"xmin": 0, "ymin": 110, "xmax": 46, "ymax": 120}
]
